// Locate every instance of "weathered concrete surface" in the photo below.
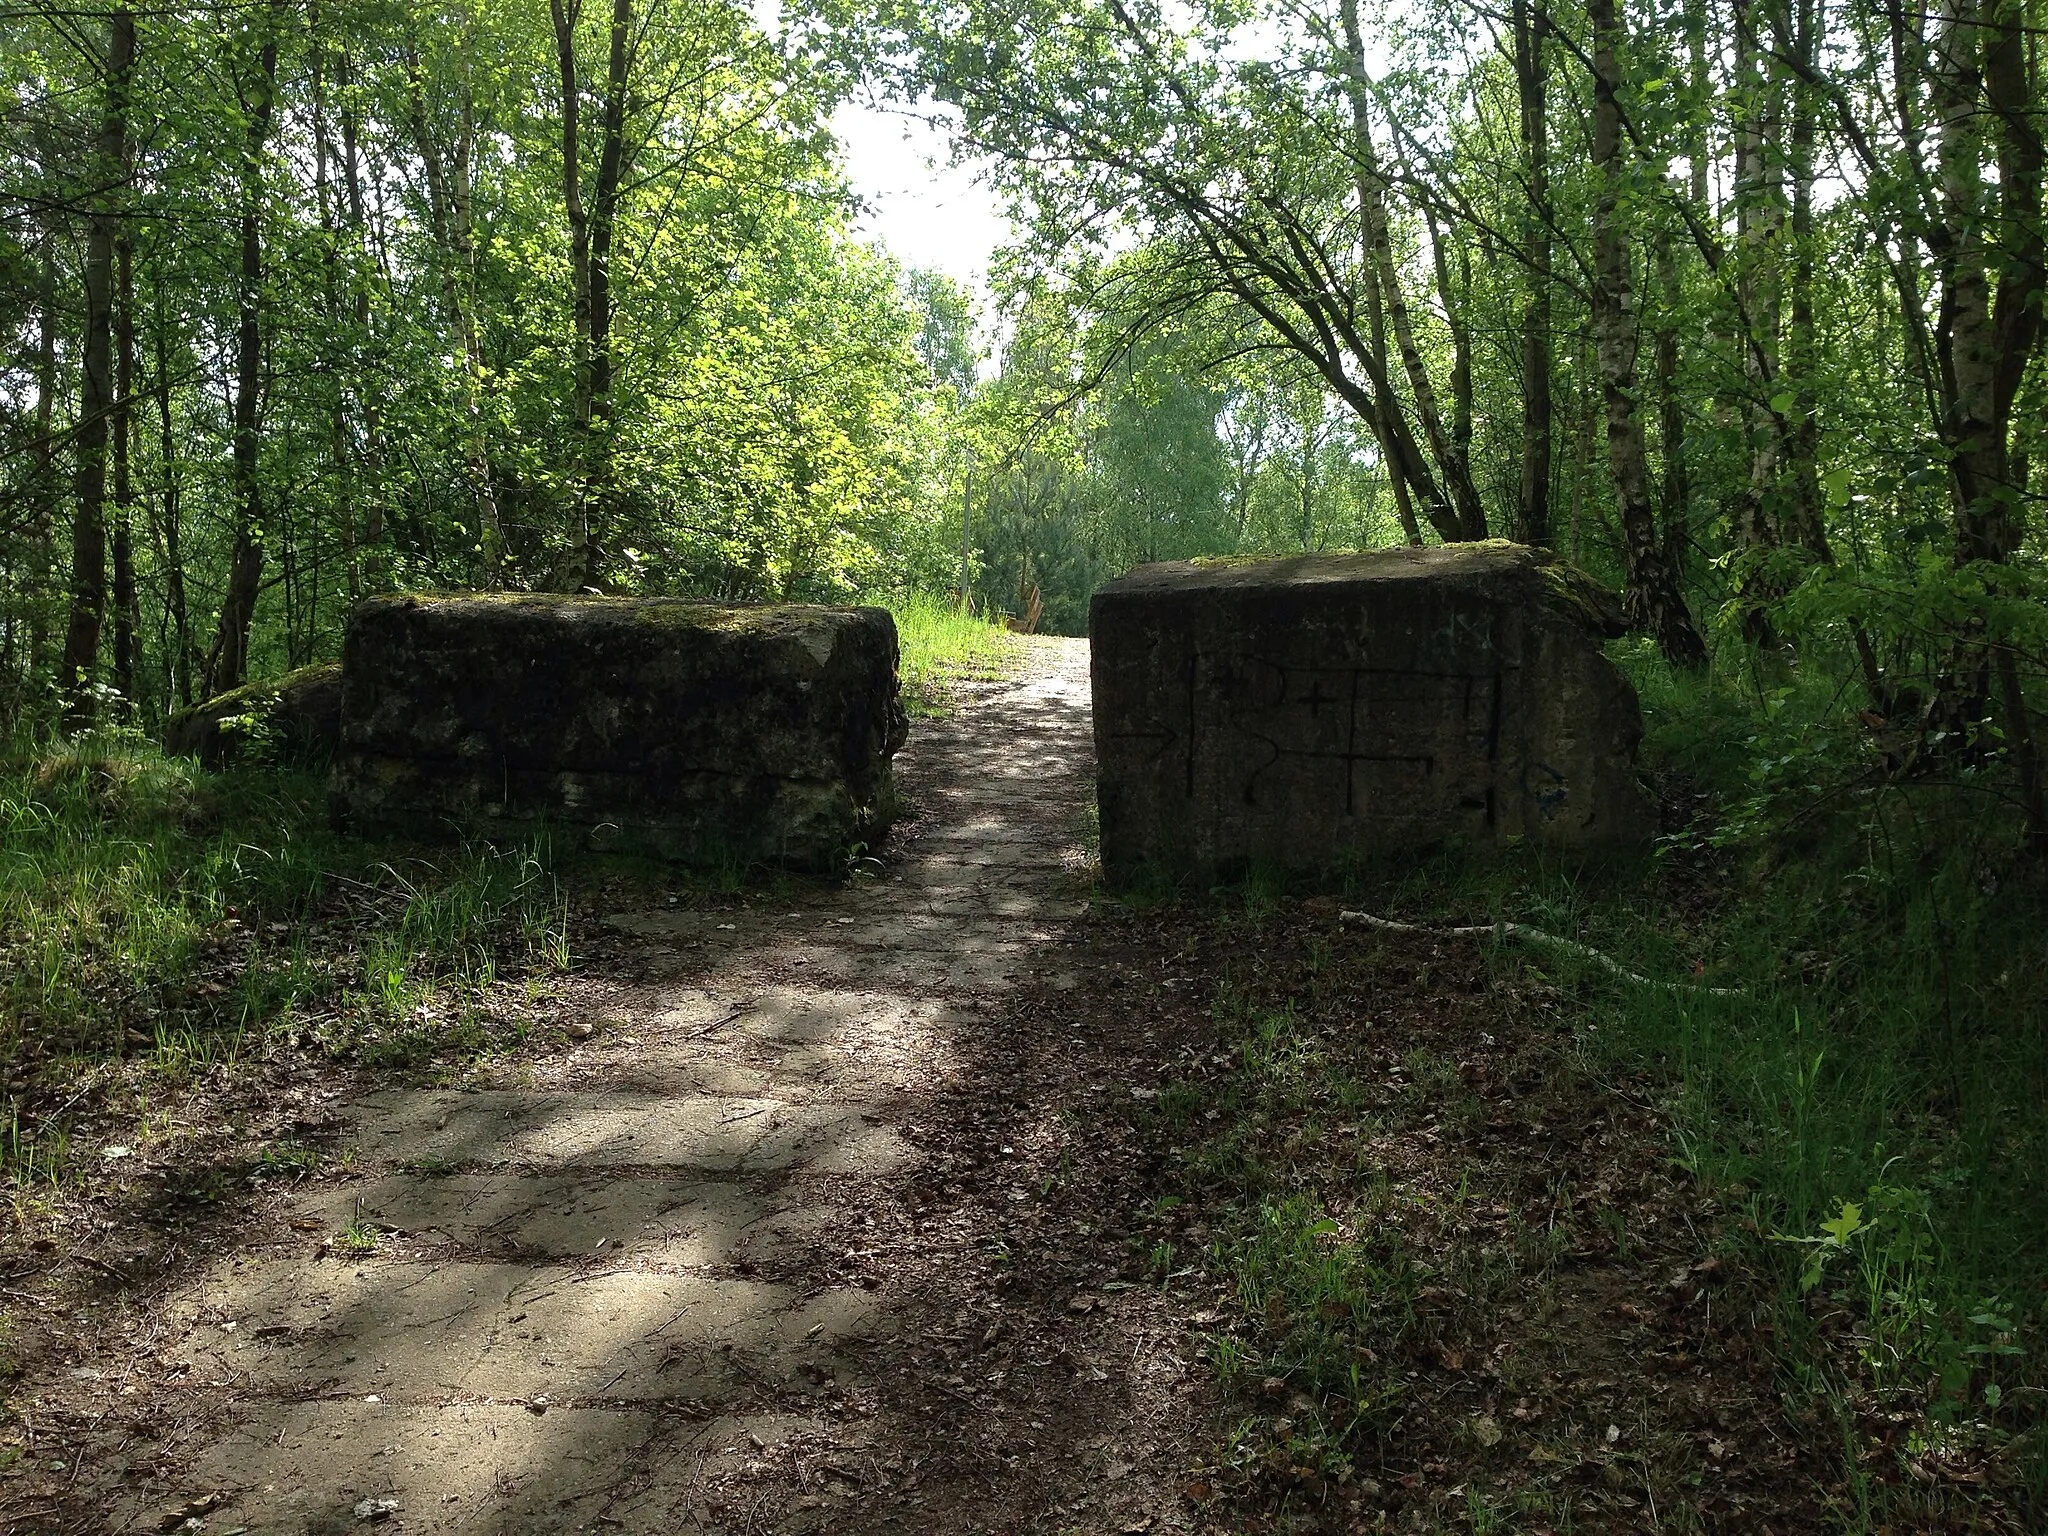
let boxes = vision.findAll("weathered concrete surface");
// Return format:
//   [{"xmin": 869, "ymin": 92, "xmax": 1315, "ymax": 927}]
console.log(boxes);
[
  {"xmin": 345, "ymin": 1088, "xmax": 914, "ymax": 1174},
  {"xmin": 331, "ymin": 593, "xmax": 908, "ymax": 869},
  {"xmin": 291, "ymin": 1173, "xmax": 833, "ymax": 1265},
  {"xmin": 1090, "ymin": 543, "xmax": 1654, "ymax": 883},
  {"xmin": 165, "ymin": 661, "xmax": 343, "ymax": 769},
  {"xmin": 180, "ymin": 1405, "xmax": 854, "ymax": 1535},
  {"xmin": 167, "ymin": 1260, "xmax": 889, "ymax": 1399},
  {"xmin": 103, "ymin": 641, "xmax": 1114, "ymax": 1536}
]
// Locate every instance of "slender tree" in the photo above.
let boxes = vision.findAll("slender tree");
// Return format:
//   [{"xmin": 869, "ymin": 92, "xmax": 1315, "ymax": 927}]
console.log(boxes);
[
  {"xmin": 60, "ymin": 2, "xmax": 136, "ymax": 722},
  {"xmin": 1512, "ymin": 0, "xmax": 1553, "ymax": 548},
  {"xmin": 112, "ymin": 233, "xmax": 136, "ymax": 709},
  {"xmin": 1588, "ymin": 0, "xmax": 1709, "ymax": 668},
  {"xmin": 206, "ymin": 0, "xmax": 285, "ymax": 697}
]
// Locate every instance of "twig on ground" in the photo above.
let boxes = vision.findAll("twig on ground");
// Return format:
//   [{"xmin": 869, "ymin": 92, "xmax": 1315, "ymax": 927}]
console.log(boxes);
[
  {"xmin": 1337, "ymin": 910, "xmax": 1746, "ymax": 998},
  {"xmin": 66, "ymin": 1252, "xmax": 127, "ymax": 1282}
]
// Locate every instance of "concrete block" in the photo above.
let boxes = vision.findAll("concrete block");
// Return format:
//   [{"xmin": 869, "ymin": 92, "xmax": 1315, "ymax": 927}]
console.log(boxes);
[
  {"xmin": 331, "ymin": 593, "xmax": 907, "ymax": 869},
  {"xmin": 166, "ymin": 661, "xmax": 342, "ymax": 769},
  {"xmin": 1089, "ymin": 544, "xmax": 1654, "ymax": 882}
]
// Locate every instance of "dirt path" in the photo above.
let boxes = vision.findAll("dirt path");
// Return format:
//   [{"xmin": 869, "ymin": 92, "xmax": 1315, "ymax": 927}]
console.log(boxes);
[
  {"xmin": 19, "ymin": 636, "xmax": 1867, "ymax": 1533},
  {"xmin": 101, "ymin": 637, "xmax": 1204, "ymax": 1534}
]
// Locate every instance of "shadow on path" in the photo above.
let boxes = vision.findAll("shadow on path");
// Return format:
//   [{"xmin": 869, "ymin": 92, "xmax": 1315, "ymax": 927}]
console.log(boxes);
[{"xmin": 73, "ymin": 637, "xmax": 1209, "ymax": 1535}]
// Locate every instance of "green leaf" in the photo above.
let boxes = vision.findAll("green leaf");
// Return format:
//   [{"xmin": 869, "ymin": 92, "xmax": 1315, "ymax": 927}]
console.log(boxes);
[{"xmin": 1818, "ymin": 1201, "xmax": 1864, "ymax": 1246}]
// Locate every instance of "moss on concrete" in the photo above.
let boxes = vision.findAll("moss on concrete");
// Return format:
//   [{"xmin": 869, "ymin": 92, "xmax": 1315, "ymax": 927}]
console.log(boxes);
[{"xmin": 166, "ymin": 662, "xmax": 343, "ymax": 769}]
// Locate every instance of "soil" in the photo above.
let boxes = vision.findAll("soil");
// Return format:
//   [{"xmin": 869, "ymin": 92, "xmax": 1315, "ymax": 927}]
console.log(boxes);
[{"xmin": 0, "ymin": 638, "xmax": 1954, "ymax": 1533}]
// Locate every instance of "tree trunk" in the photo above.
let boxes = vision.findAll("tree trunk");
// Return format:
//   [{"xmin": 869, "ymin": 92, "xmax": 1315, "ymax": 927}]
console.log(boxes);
[
  {"xmin": 1931, "ymin": 0, "xmax": 2043, "ymax": 565},
  {"xmin": 1730, "ymin": 0, "xmax": 1787, "ymax": 645},
  {"xmin": 1686, "ymin": 0, "xmax": 1712, "ymax": 209},
  {"xmin": 1780, "ymin": 0, "xmax": 1829, "ymax": 561},
  {"xmin": 153, "ymin": 269, "xmax": 190, "ymax": 709},
  {"xmin": 1589, "ymin": 0, "xmax": 1709, "ymax": 670},
  {"xmin": 551, "ymin": 0, "xmax": 593, "ymax": 431},
  {"xmin": 1654, "ymin": 229, "xmax": 1689, "ymax": 574},
  {"xmin": 338, "ymin": 49, "xmax": 385, "ymax": 587},
  {"xmin": 1334, "ymin": 0, "xmax": 1418, "ymax": 545},
  {"xmin": 1513, "ymin": 0, "xmax": 1553, "ymax": 547},
  {"xmin": 206, "ymin": 8, "xmax": 281, "ymax": 699},
  {"xmin": 566, "ymin": 0, "xmax": 633, "ymax": 586},
  {"xmin": 31, "ymin": 222, "xmax": 59, "ymax": 679},
  {"xmin": 1568, "ymin": 333, "xmax": 1597, "ymax": 565},
  {"xmin": 311, "ymin": 33, "xmax": 359, "ymax": 606},
  {"xmin": 406, "ymin": 53, "xmax": 503, "ymax": 585},
  {"xmin": 1925, "ymin": 0, "xmax": 2048, "ymax": 839},
  {"xmin": 1337, "ymin": 0, "xmax": 1455, "ymax": 544},
  {"xmin": 61, "ymin": 4, "xmax": 135, "ymax": 724},
  {"xmin": 1371, "ymin": 166, "xmax": 1488, "ymax": 539},
  {"xmin": 1425, "ymin": 207, "xmax": 1474, "ymax": 462},
  {"xmin": 112, "ymin": 233, "xmax": 137, "ymax": 711}
]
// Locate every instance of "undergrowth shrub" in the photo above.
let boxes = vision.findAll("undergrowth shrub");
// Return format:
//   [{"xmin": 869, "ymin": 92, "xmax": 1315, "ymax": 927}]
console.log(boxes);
[
  {"xmin": 1612, "ymin": 647, "xmax": 2044, "ymax": 1508},
  {"xmin": 1161, "ymin": 636, "xmax": 2047, "ymax": 1522}
]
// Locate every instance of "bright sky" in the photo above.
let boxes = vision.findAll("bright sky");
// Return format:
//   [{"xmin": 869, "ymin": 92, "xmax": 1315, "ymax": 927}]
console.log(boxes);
[
  {"xmin": 745, "ymin": 0, "xmax": 1011, "ymax": 297},
  {"xmin": 830, "ymin": 95, "xmax": 1012, "ymax": 302}
]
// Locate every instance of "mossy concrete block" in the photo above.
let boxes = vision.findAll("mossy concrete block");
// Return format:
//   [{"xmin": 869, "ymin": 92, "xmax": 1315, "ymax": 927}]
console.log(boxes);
[
  {"xmin": 331, "ymin": 593, "xmax": 907, "ymax": 869},
  {"xmin": 165, "ymin": 661, "xmax": 343, "ymax": 769},
  {"xmin": 1089, "ymin": 544, "xmax": 1653, "ymax": 884}
]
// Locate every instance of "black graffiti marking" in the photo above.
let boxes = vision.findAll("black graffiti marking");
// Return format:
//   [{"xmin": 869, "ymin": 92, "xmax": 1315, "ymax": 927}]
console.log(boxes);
[{"xmin": 1220, "ymin": 656, "xmax": 1500, "ymax": 815}]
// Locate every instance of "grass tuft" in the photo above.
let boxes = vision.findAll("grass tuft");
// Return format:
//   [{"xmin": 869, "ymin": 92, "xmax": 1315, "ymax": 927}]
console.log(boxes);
[
  {"xmin": 0, "ymin": 731, "xmax": 575, "ymax": 1189},
  {"xmin": 878, "ymin": 589, "xmax": 1018, "ymax": 716}
]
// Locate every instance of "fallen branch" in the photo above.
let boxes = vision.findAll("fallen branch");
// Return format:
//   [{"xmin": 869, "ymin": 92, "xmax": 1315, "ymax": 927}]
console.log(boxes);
[{"xmin": 1337, "ymin": 910, "xmax": 1745, "ymax": 998}]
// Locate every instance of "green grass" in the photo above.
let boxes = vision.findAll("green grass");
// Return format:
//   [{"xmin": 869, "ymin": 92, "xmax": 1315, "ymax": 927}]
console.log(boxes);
[
  {"xmin": 1409, "ymin": 646, "xmax": 2044, "ymax": 1518},
  {"xmin": 0, "ymin": 734, "xmax": 329, "ymax": 1061},
  {"xmin": 1617, "ymin": 649, "xmax": 2048, "ymax": 1511},
  {"xmin": 320, "ymin": 839, "xmax": 571, "ymax": 1067},
  {"xmin": 0, "ymin": 727, "xmax": 574, "ymax": 1187},
  {"xmin": 1132, "ymin": 639, "xmax": 2046, "ymax": 1526},
  {"xmin": 877, "ymin": 589, "xmax": 1018, "ymax": 716}
]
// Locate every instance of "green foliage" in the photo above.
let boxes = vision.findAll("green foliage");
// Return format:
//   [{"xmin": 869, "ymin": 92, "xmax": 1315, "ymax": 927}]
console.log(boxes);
[
  {"xmin": 0, "ymin": 730, "xmax": 576, "ymax": 1181},
  {"xmin": 1613, "ymin": 660, "xmax": 2047, "ymax": 1484},
  {"xmin": 904, "ymin": 269, "xmax": 980, "ymax": 402},
  {"xmin": 0, "ymin": 0, "xmax": 971, "ymax": 724},
  {"xmin": 0, "ymin": 731, "xmax": 330, "ymax": 1064},
  {"xmin": 1302, "ymin": 651, "xmax": 2048, "ymax": 1513},
  {"xmin": 956, "ymin": 296, "xmax": 1393, "ymax": 633}
]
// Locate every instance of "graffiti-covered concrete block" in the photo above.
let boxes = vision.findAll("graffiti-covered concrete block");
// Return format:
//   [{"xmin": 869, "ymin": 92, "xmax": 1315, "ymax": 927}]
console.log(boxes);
[{"xmin": 1088, "ymin": 544, "xmax": 1654, "ymax": 884}]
